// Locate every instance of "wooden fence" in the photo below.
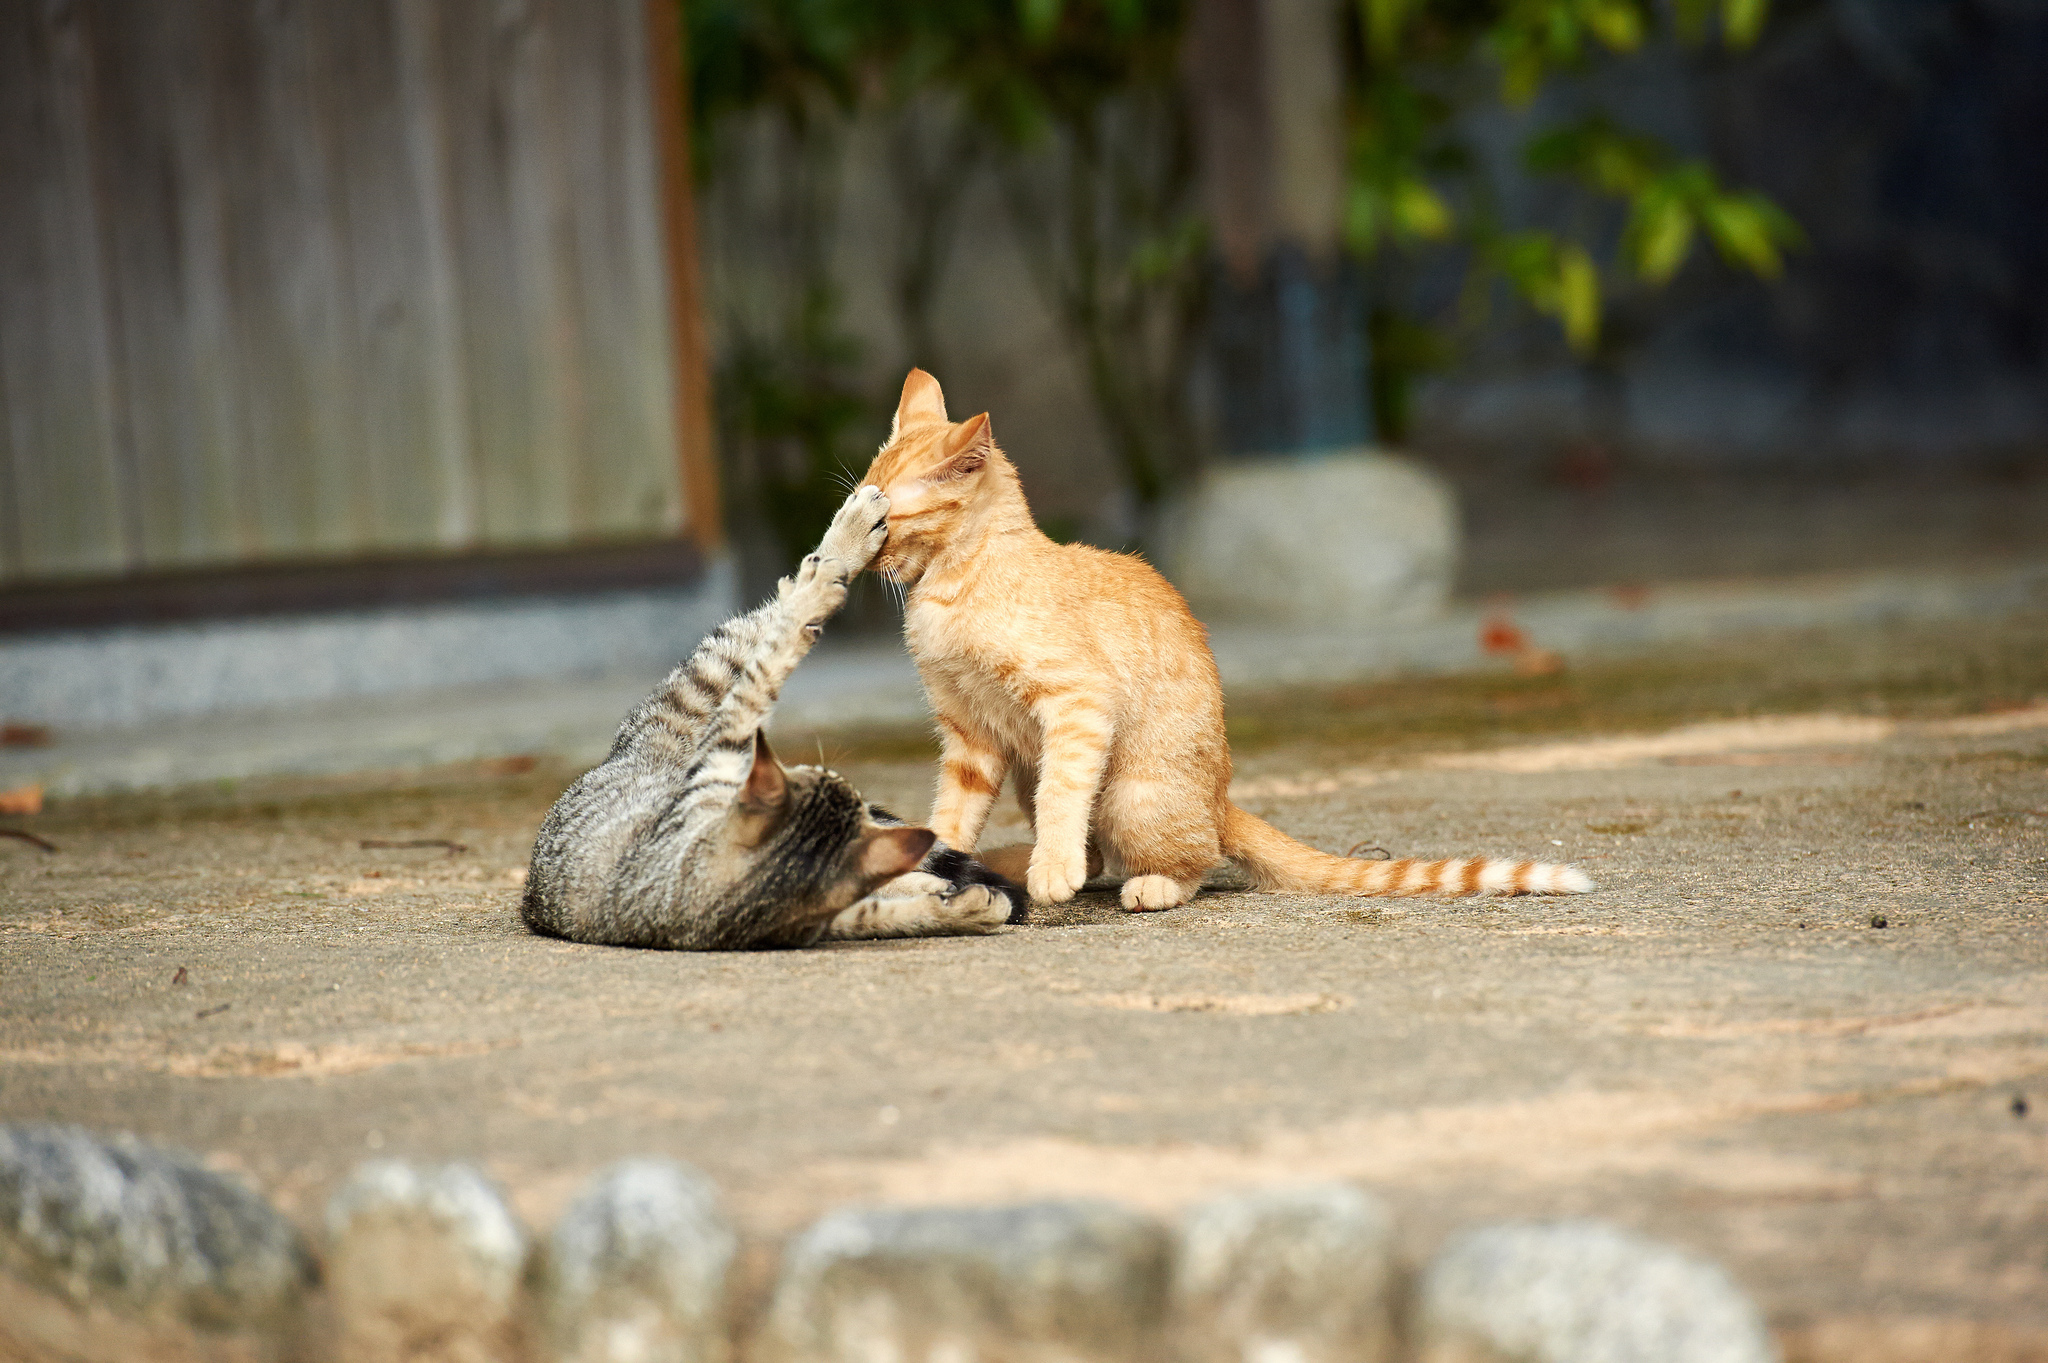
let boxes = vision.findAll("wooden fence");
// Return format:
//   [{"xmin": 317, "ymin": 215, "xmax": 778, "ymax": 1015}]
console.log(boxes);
[{"xmin": 0, "ymin": 0, "xmax": 716, "ymax": 589}]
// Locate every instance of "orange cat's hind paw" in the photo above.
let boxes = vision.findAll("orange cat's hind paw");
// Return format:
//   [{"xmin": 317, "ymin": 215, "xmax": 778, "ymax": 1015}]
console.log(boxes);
[{"xmin": 1119, "ymin": 875, "xmax": 1191, "ymax": 912}]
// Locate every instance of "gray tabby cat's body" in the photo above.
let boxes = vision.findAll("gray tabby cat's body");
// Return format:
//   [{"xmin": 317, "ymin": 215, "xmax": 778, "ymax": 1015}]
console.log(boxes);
[{"xmin": 523, "ymin": 487, "xmax": 1022, "ymax": 950}]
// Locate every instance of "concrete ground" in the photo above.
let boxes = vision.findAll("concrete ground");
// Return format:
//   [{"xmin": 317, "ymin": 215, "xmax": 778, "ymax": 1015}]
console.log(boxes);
[{"xmin": 2, "ymin": 612, "xmax": 2045, "ymax": 1362}]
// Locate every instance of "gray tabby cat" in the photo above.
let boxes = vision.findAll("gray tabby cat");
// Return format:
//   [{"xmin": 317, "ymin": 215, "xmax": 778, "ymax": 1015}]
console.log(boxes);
[{"xmin": 523, "ymin": 486, "xmax": 1024, "ymax": 950}]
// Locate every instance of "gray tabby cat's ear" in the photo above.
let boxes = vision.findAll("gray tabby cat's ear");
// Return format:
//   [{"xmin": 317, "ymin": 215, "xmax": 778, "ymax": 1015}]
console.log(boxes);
[
  {"xmin": 892, "ymin": 368, "xmax": 947, "ymax": 437},
  {"xmin": 733, "ymin": 731, "xmax": 789, "ymax": 845},
  {"xmin": 859, "ymin": 826, "xmax": 936, "ymax": 879}
]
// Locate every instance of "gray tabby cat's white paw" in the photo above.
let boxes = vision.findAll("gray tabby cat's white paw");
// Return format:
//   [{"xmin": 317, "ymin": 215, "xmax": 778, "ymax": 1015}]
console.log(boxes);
[
  {"xmin": 938, "ymin": 884, "xmax": 1011, "ymax": 933},
  {"xmin": 821, "ymin": 485, "xmax": 890, "ymax": 577}
]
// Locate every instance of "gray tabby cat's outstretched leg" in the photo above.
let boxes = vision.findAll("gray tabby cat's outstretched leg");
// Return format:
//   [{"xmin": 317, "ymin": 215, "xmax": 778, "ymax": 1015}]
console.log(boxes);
[
  {"xmin": 617, "ymin": 486, "xmax": 889, "ymax": 760},
  {"xmin": 824, "ymin": 875, "xmax": 1013, "ymax": 940},
  {"xmin": 706, "ymin": 485, "xmax": 889, "ymax": 745}
]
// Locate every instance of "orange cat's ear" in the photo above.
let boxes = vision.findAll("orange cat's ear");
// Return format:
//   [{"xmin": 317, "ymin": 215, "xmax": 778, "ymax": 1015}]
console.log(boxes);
[
  {"xmin": 892, "ymin": 368, "xmax": 948, "ymax": 437},
  {"xmin": 939, "ymin": 412, "xmax": 993, "ymax": 476}
]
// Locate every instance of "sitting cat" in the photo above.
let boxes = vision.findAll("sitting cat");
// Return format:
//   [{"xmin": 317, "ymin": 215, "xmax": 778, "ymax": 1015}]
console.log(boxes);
[
  {"xmin": 522, "ymin": 485, "xmax": 1023, "ymax": 949},
  {"xmin": 859, "ymin": 368, "xmax": 1595, "ymax": 911}
]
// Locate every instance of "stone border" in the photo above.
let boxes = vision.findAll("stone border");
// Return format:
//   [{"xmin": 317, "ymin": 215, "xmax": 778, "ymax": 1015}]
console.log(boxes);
[{"xmin": 1, "ymin": 1124, "xmax": 1779, "ymax": 1363}]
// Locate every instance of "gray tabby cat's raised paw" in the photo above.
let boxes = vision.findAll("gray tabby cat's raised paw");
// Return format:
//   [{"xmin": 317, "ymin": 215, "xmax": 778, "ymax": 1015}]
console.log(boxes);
[
  {"xmin": 786, "ymin": 552, "xmax": 849, "ymax": 640},
  {"xmin": 821, "ymin": 484, "xmax": 890, "ymax": 578}
]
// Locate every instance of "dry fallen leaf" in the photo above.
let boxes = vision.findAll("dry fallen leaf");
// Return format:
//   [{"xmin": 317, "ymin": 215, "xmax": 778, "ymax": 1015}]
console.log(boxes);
[{"xmin": 0, "ymin": 784, "xmax": 44, "ymax": 816}]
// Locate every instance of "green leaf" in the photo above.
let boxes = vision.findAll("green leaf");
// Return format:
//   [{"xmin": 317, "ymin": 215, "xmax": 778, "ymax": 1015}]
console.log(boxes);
[
  {"xmin": 1701, "ymin": 194, "xmax": 1793, "ymax": 276},
  {"xmin": 1393, "ymin": 178, "xmax": 1454, "ymax": 238},
  {"xmin": 1556, "ymin": 244, "xmax": 1601, "ymax": 351},
  {"xmin": 1578, "ymin": 0, "xmax": 1643, "ymax": 52},
  {"xmin": 1722, "ymin": 0, "xmax": 1768, "ymax": 47},
  {"xmin": 1527, "ymin": 118, "xmax": 1664, "ymax": 195},
  {"xmin": 1491, "ymin": 231, "xmax": 1602, "ymax": 352},
  {"xmin": 1628, "ymin": 192, "xmax": 1695, "ymax": 282}
]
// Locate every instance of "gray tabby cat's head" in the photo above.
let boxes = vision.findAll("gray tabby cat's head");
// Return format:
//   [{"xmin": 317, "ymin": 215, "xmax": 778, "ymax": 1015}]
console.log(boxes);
[{"xmin": 713, "ymin": 732, "xmax": 933, "ymax": 941}]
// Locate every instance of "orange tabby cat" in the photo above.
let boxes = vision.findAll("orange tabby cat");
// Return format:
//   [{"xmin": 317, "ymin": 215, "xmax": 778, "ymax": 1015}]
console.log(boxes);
[{"xmin": 860, "ymin": 368, "xmax": 1594, "ymax": 910}]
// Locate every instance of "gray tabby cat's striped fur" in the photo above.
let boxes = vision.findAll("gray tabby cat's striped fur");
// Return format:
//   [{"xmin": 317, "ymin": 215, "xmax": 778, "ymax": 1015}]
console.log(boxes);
[{"xmin": 523, "ymin": 486, "xmax": 1023, "ymax": 950}]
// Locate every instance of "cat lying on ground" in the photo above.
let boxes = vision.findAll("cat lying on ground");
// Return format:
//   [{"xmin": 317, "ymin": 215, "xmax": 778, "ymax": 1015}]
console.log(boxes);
[
  {"xmin": 859, "ymin": 368, "xmax": 1595, "ymax": 911},
  {"xmin": 522, "ymin": 486, "xmax": 1023, "ymax": 949}
]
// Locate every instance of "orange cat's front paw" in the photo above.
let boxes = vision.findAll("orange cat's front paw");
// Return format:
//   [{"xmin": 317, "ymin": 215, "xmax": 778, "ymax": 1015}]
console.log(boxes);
[{"xmin": 1026, "ymin": 849, "xmax": 1088, "ymax": 904}]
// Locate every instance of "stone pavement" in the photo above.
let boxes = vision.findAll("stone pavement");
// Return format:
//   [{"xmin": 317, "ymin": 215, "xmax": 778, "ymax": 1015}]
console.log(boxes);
[{"xmin": 4, "ymin": 558, "xmax": 2043, "ymax": 798}]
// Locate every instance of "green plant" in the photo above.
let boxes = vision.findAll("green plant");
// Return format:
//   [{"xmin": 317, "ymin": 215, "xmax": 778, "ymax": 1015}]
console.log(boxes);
[
  {"xmin": 1345, "ymin": 0, "xmax": 1804, "ymax": 439},
  {"xmin": 680, "ymin": 0, "xmax": 1801, "ymax": 532}
]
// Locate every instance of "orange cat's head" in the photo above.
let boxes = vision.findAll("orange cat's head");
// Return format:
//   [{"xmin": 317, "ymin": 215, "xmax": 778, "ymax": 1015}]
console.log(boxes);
[{"xmin": 860, "ymin": 369, "xmax": 1013, "ymax": 586}]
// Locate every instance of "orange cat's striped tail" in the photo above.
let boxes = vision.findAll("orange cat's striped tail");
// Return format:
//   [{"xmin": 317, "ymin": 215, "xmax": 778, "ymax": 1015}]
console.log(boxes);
[{"xmin": 1220, "ymin": 803, "xmax": 1594, "ymax": 896}]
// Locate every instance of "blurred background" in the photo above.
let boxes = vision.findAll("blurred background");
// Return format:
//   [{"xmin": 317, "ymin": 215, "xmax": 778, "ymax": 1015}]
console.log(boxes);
[{"xmin": 1, "ymin": 0, "xmax": 2045, "ymax": 791}]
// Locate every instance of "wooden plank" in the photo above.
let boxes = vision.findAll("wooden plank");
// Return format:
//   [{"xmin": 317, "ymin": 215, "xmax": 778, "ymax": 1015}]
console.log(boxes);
[
  {"xmin": 645, "ymin": 0, "xmax": 721, "ymax": 549},
  {"xmin": 77, "ymin": 1, "xmax": 250, "ymax": 572},
  {"xmin": 612, "ymin": 0, "xmax": 690, "ymax": 540},
  {"xmin": 390, "ymin": 0, "xmax": 481, "ymax": 547},
  {"xmin": 1, "ymin": 0, "xmax": 704, "ymax": 586},
  {"xmin": 550, "ymin": 0, "xmax": 684, "ymax": 540},
  {"xmin": 198, "ymin": 0, "xmax": 368, "ymax": 560},
  {"xmin": 0, "ymin": 0, "xmax": 134, "ymax": 582},
  {"xmin": 311, "ymin": 0, "xmax": 467, "ymax": 553},
  {"xmin": 435, "ymin": 0, "xmax": 581, "ymax": 548}
]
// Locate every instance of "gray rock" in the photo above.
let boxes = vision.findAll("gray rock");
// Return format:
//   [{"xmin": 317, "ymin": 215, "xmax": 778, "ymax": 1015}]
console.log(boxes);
[
  {"xmin": 324, "ymin": 1160, "xmax": 529, "ymax": 1363},
  {"xmin": 0, "ymin": 1125, "xmax": 311, "ymax": 1322},
  {"xmin": 536, "ymin": 1159, "xmax": 737, "ymax": 1363},
  {"xmin": 768, "ymin": 1200, "xmax": 1172, "ymax": 1363},
  {"xmin": 1173, "ymin": 1184, "xmax": 1398, "ymax": 1363},
  {"xmin": 1417, "ymin": 1220, "xmax": 1779, "ymax": 1363},
  {"xmin": 1161, "ymin": 452, "xmax": 1460, "ymax": 627},
  {"xmin": 0, "ymin": 1123, "xmax": 314, "ymax": 1360}
]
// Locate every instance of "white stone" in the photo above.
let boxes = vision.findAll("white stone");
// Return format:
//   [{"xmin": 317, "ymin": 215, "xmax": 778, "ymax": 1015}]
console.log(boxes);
[
  {"xmin": 768, "ymin": 1201, "xmax": 1171, "ymax": 1363},
  {"xmin": 325, "ymin": 1161, "xmax": 529, "ymax": 1363},
  {"xmin": 1417, "ymin": 1220, "xmax": 1778, "ymax": 1363},
  {"xmin": 537, "ymin": 1159, "xmax": 737, "ymax": 1363},
  {"xmin": 0, "ymin": 1124, "xmax": 313, "ymax": 1362},
  {"xmin": 1172, "ymin": 1184, "xmax": 1398, "ymax": 1363},
  {"xmin": 1160, "ymin": 452, "xmax": 1460, "ymax": 626}
]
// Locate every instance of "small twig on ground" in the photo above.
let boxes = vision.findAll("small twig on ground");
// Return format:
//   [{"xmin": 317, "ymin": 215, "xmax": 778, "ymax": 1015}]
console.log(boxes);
[
  {"xmin": 359, "ymin": 838, "xmax": 468, "ymax": 856},
  {"xmin": 0, "ymin": 828, "xmax": 57, "ymax": 853},
  {"xmin": 195, "ymin": 1003, "xmax": 231, "ymax": 1019},
  {"xmin": 1347, "ymin": 842, "xmax": 1392, "ymax": 860}
]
